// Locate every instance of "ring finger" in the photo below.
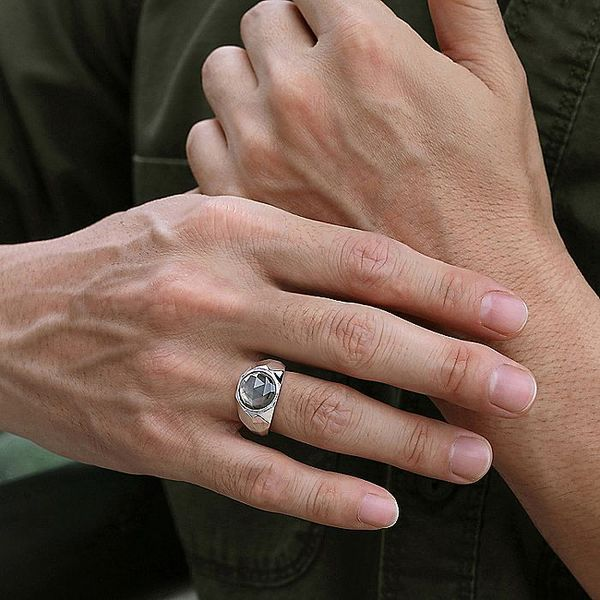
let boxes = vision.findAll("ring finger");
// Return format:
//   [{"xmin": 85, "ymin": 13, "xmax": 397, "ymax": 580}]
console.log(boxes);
[{"xmin": 270, "ymin": 372, "xmax": 493, "ymax": 484}]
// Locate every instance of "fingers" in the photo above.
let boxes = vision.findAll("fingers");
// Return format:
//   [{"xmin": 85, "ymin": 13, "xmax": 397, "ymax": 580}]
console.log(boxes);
[
  {"xmin": 271, "ymin": 372, "xmax": 493, "ymax": 484},
  {"xmin": 253, "ymin": 213, "xmax": 529, "ymax": 340},
  {"xmin": 249, "ymin": 290, "xmax": 537, "ymax": 418},
  {"xmin": 201, "ymin": 46, "xmax": 257, "ymax": 135},
  {"xmin": 185, "ymin": 120, "xmax": 237, "ymax": 196},
  {"xmin": 241, "ymin": 1, "xmax": 315, "ymax": 78},
  {"xmin": 427, "ymin": 0, "xmax": 521, "ymax": 89},
  {"xmin": 194, "ymin": 432, "xmax": 399, "ymax": 529}
]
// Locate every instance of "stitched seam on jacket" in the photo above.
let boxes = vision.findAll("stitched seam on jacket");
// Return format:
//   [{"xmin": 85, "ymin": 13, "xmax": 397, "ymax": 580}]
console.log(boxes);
[
  {"xmin": 504, "ymin": 0, "xmax": 534, "ymax": 41},
  {"xmin": 468, "ymin": 474, "xmax": 490, "ymax": 600},
  {"xmin": 549, "ymin": 4, "xmax": 600, "ymax": 188},
  {"xmin": 189, "ymin": 522, "xmax": 327, "ymax": 587}
]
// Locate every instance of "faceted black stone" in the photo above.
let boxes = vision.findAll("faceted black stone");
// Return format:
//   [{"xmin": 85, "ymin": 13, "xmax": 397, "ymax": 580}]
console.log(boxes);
[{"xmin": 239, "ymin": 372, "xmax": 277, "ymax": 410}]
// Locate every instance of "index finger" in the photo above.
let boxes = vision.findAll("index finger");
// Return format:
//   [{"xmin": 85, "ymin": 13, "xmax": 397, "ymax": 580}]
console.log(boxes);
[{"xmin": 252, "ymin": 207, "xmax": 529, "ymax": 341}]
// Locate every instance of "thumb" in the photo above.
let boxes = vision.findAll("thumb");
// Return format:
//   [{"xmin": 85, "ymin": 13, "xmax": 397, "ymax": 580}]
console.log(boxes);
[{"xmin": 428, "ymin": 0, "xmax": 518, "ymax": 88}]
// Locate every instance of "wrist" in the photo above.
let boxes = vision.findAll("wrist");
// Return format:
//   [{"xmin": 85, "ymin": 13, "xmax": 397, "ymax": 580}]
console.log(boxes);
[
  {"xmin": 0, "ymin": 240, "xmax": 62, "ymax": 433},
  {"xmin": 439, "ymin": 218, "xmax": 600, "ymax": 474}
]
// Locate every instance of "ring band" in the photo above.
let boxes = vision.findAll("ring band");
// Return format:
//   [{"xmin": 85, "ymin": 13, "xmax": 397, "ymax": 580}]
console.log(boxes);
[{"xmin": 236, "ymin": 359, "xmax": 286, "ymax": 436}]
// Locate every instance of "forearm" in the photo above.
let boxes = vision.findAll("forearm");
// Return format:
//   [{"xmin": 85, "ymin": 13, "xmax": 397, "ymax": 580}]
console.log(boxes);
[{"xmin": 442, "ymin": 228, "xmax": 600, "ymax": 595}]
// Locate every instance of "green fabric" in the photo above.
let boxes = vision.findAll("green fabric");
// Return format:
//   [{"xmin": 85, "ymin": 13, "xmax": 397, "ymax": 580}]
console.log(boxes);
[
  {"xmin": 0, "ymin": 0, "xmax": 596, "ymax": 598},
  {"xmin": 0, "ymin": 433, "xmax": 71, "ymax": 483}
]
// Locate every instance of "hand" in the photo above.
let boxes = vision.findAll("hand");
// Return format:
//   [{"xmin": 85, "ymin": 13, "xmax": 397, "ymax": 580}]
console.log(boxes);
[
  {"xmin": 186, "ymin": 2, "xmax": 600, "ymax": 590},
  {"xmin": 0, "ymin": 194, "xmax": 536, "ymax": 529},
  {"xmin": 188, "ymin": 0, "xmax": 559, "ymax": 270}
]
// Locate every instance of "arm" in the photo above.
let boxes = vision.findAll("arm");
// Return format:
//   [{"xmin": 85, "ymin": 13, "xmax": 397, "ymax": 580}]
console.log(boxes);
[{"xmin": 186, "ymin": 0, "xmax": 600, "ymax": 593}]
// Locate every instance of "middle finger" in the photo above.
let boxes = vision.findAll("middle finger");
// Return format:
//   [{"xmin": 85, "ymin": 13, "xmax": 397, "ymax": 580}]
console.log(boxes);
[{"xmin": 248, "ymin": 291, "xmax": 537, "ymax": 418}]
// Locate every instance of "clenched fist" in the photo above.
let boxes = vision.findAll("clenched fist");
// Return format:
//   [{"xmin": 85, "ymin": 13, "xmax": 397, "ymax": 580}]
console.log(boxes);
[{"xmin": 189, "ymin": 0, "xmax": 557, "ymax": 271}]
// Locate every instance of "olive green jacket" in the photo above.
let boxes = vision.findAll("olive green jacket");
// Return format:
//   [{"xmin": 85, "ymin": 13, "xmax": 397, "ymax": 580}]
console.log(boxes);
[{"xmin": 0, "ymin": 1, "xmax": 597, "ymax": 598}]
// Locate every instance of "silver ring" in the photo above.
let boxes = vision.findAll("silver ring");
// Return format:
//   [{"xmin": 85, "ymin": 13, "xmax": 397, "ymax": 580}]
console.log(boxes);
[{"xmin": 236, "ymin": 359, "xmax": 286, "ymax": 436}]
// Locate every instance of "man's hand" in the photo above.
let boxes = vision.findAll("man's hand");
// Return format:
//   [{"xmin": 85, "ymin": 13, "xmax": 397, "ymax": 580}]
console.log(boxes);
[
  {"xmin": 188, "ymin": 0, "xmax": 555, "ymax": 269},
  {"xmin": 0, "ymin": 194, "xmax": 536, "ymax": 529},
  {"xmin": 187, "ymin": 0, "xmax": 600, "ymax": 593}
]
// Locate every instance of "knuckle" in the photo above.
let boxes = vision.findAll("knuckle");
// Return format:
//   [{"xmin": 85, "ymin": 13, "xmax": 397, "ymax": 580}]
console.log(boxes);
[
  {"xmin": 145, "ymin": 266, "xmax": 247, "ymax": 331},
  {"xmin": 242, "ymin": 458, "xmax": 288, "ymax": 509},
  {"xmin": 184, "ymin": 195, "xmax": 249, "ymax": 240},
  {"xmin": 236, "ymin": 127, "xmax": 280, "ymax": 179},
  {"xmin": 144, "ymin": 269, "xmax": 191, "ymax": 327},
  {"xmin": 306, "ymin": 478, "xmax": 339, "ymax": 523},
  {"xmin": 121, "ymin": 401, "xmax": 193, "ymax": 475},
  {"xmin": 128, "ymin": 407, "xmax": 172, "ymax": 464},
  {"xmin": 203, "ymin": 45, "xmax": 247, "ymax": 83},
  {"xmin": 341, "ymin": 233, "xmax": 398, "ymax": 290},
  {"xmin": 400, "ymin": 420, "xmax": 433, "ymax": 470},
  {"xmin": 334, "ymin": 19, "xmax": 390, "ymax": 71},
  {"xmin": 302, "ymin": 384, "xmax": 354, "ymax": 438},
  {"xmin": 186, "ymin": 120, "xmax": 209, "ymax": 158},
  {"xmin": 325, "ymin": 308, "xmax": 383, "ymax": 373},
  {"xmin": 269, "ymin": 70, "xmax": 324, "ymax": 118},
  {"xmin": 241, "ymin": 0, "xmax": 277, "ymax": 31},
  {"xmin": 435, "ymin": 270, "xmax": 468, "ymax": 313},
  {"xmin": 201, "ymin": 48, "xmax": 220, "ymax": 80},
  {"xmin": 133, "ymin": 344, "xmax": 187, "ymax": 387},
  {"xmin": 437, "ymin": 342, "xmax": 474, "ymax": 395}
]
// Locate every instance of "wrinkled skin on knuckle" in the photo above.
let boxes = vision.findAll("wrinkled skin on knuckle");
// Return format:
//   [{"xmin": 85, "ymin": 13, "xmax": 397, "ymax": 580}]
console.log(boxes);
[
  {"xmin": 325, "ymin": 308, "xmax": 383, "ymax": 374},
  {"xmin": 340, "ymin": 233, "xmax": 398, "ymax": 291},
  {"xmin": 399, "ymin": 420, "xmax": 434, "ymax": 470},
  {"xmin": 305, "ymin": 478, "xmax": 340, "ymax": 524},
  {"xmin": 242, "ymin": 457, "xmax": 290, "ymax": 510},
  {"xmin": 242, "ymin": 0, "xmax": 278, "ymax": 22},
  {"xmin": 177, "ymin": 195, "xmax": 262, "ymax": 251},
  {"xmin": 434, "ymin": 269, "xmax": 470, "ymax": 313},
  {"xmin": 301, "ymin": 383, "xmax": 354, "ymax": 439},
  {"xmin": 437, "ymin": 341, "xmax": 474, "ymax": 396},
  {"xmin": 124, "ymin": 407, "xmax": 175, "ymax": 472}
]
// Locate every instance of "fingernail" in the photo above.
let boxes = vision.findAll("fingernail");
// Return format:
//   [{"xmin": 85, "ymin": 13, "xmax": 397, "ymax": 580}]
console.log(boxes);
[
  {"xmin": 480, "ymin": 292, "xmax": 529, "ymax": 336},
  {"xmin": 450, "ymin": 437, "xmax": 493, "ymax": 482},
  {"xmin": 358, "ymin": 493, "xmax": 399, "ymax": 529},
  {"xmin": 489, "ymin": 364, "xmax": 537, "ymax": 414}
]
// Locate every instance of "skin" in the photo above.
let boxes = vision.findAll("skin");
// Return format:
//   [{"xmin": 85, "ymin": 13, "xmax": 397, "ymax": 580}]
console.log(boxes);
[
  {"xmin": 187, "ymin": 0, "xmax": 600, "ymax": 594},
  {"xmin": 0, "ymin": 193, "xmax": 536, "ymax": 530}
]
